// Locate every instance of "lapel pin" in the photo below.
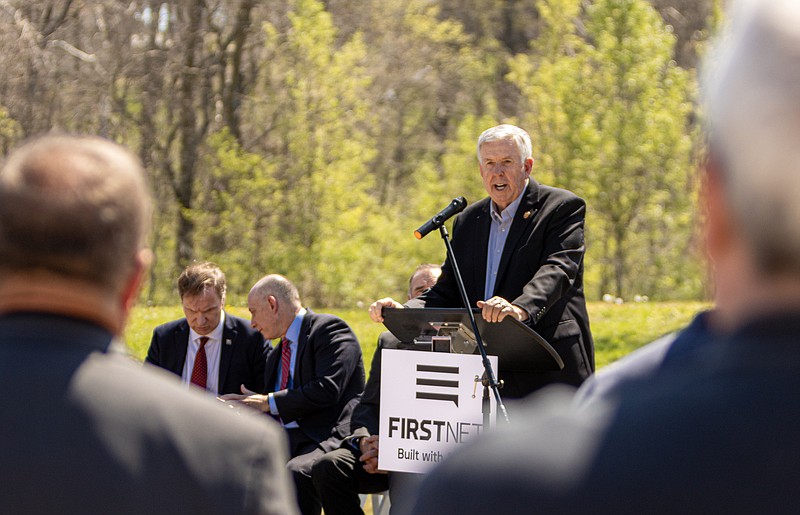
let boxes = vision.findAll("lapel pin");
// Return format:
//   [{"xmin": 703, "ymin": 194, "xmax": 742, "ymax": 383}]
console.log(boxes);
[
  {"xmin": 225, "ymin": 339, "xmax": 232, "ymax": 346},
  {"xmin": 523, "ymin": 210, "xmax": 532, "ymax": 219}
]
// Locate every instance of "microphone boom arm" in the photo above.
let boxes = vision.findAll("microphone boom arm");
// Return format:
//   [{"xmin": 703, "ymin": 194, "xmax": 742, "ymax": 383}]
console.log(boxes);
[{"xmin": 437, "ymin": 223, "xmax": 509, "ymax": 424}]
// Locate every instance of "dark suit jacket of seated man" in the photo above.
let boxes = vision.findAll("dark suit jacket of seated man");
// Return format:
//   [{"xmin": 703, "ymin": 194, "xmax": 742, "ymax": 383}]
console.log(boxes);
[
  {"xmin": 261, "ymin": 308, "xmax": 364, "ymax": 450},
  {"xmin": 312, "ymin": 264, "xmax": 442, "ymax": 515},
  {"xmin": 147, "ymin": 311, "xmax": 268, "ymax": 395}
]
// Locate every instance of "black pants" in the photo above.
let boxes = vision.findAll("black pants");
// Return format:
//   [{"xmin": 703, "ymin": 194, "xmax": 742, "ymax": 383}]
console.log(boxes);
[
  {"xmin": 286, "ymin": 428, "xmax": 328, "ymax": 515},
  {"xmin": 311, "ymin": 446, "xmax": 390, "ymax": 515}
]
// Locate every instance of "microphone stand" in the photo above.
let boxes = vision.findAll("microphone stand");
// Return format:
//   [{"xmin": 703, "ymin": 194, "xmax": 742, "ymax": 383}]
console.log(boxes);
[{"xmin": 438, "ymin": 224, "xmax": 509, "ymax": 424}]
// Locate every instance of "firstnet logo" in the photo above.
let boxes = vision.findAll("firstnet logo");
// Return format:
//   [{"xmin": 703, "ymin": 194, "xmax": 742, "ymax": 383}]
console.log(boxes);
[{"xmin": 415, "ymin": 363, "xmax": 459, "ymax": 407}]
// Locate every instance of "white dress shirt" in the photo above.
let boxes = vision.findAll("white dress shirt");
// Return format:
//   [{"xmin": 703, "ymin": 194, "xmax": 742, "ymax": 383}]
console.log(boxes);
[{"xmin": 181, "ymin": 312, "xmax": 226, "ymax": 394}]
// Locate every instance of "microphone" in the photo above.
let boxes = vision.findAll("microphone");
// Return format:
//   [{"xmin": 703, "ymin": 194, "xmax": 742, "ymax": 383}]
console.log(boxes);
[{"xmin": 414, "ymin": 197, "xmax": 468, "ymax": 239}]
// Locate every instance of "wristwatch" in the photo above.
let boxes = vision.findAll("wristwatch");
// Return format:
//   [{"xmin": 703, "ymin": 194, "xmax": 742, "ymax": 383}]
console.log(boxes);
[{"xmin": 348, "ymin": 436, "xmax": 363, "ymax": 454}]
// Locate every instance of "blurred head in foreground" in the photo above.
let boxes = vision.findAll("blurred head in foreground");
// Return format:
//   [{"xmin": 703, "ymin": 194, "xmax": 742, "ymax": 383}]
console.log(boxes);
[{"xmin": 0, "ymin": 134, "xmax": 152, "ymax": 334}]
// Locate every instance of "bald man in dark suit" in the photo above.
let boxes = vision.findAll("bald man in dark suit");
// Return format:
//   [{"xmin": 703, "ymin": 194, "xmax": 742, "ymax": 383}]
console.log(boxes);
[{"xmin": 222, "ymin": 274, "xmax": 365, "ymax": 515}]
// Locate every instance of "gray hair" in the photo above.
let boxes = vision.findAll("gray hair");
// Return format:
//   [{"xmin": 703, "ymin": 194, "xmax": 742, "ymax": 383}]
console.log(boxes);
[
  {"xmin": 703, "ymin": 0, "xmax": 800, "ymax": 274},
  {"xmin": 476, "ymin": 124, "xmax": 533, "ymax": 164},
  {"xmin": 0, "ymin": 135, "xmax": 151, "ymax": 293}
]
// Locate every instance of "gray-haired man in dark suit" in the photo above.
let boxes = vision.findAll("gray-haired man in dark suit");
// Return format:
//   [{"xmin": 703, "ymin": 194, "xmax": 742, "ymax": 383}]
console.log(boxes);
[{"xmin": 411, "ymin": 1, "xmax": 800, "ymax": 513}]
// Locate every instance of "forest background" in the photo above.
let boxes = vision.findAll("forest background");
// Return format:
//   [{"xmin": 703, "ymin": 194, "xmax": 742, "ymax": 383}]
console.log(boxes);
[{"xmin": 0, "ymin": 0, "xmax": 721, "ymax": 308}]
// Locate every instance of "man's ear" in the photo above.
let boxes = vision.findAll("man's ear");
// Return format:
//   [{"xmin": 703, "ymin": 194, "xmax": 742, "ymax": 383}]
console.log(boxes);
[
  {"xmin": 267, "ymin": 295, "xmax": 279, "ymax": 313},
  {"xmin": 702, "ymin": 154, "xmax": 733, "ymax": 266}
]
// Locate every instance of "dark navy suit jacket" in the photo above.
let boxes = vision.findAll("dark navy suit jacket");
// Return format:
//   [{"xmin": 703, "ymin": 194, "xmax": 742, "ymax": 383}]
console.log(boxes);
[
  {"xmin": 0, "ymin": 313, "xmax": 297, "ymax": 514},
  {"xmin": 265, "ymin": 310, "xmax": 365, "ymax": 452},
  {"xmin": 348, "ymin": 331, "xmax": 405, "ymax": 439},
  {"xmin": 412, "ymin": 312, "xmax": 800, "ymax": 515},
  {"xmin": 145, "ymin": 312, "xmax": 268, "ymax": 395},
  {"xmin": 573, "ymin": 311, "xmax": 715, "ymax": 407}
]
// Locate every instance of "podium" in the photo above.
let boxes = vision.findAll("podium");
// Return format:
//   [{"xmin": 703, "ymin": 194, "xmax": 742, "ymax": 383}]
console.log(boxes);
[
  {"xmin": 377, "ymin": 308, "xmax": 562, "ymax": 473},
  {"xmin": 382, "ymin": 307, "xmax": 563, "ymax": 372}
]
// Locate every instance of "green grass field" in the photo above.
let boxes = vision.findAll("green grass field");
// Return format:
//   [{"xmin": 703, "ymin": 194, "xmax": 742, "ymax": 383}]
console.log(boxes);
[{"xmin": 124, "ymin": 301, "xmax": 710, "ymax": 373}]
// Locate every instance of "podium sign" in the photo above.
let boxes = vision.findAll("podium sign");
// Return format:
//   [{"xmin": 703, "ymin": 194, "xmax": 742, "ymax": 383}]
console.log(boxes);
[{"xmin": 378, "ymin": 349, "xmax": 498, "ymax": 474}]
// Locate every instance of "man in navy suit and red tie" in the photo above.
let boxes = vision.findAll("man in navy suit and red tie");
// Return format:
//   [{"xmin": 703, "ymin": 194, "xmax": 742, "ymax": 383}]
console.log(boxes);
[
  {"xmin": 146, "ymin": 262, "xmax": 268, "ymax": 395},
  {"xmin": 221, "ymin": 274, "xmax": 365, "ymax": 515}
]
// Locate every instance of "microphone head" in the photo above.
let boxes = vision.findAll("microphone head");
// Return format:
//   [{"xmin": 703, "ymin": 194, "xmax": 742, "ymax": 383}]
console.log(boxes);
[{"xmin": 413, "ymin": 196, "xmax": 468, "ymax": 240}]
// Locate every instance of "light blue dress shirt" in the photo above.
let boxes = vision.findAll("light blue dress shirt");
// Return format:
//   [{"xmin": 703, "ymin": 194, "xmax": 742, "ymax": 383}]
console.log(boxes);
[{"xmin": 484, "ymin": 184, "xmax": 526, "ymax": 300}]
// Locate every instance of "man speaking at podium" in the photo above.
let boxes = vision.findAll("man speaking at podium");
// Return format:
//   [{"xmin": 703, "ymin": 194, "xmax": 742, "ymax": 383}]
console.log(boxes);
[{"xmin": 369, "ymin": 124, "xmax": 594, "ymax": 399}]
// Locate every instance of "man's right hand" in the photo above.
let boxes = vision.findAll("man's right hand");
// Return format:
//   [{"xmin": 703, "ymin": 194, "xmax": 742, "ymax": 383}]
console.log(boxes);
[
  {"xmin": 219, "ymin": 385, "xmax": 271, "ymax": 413},
  {"xmin": 368, "ymin": 298, "xmax": 404, "ymax": 323}
]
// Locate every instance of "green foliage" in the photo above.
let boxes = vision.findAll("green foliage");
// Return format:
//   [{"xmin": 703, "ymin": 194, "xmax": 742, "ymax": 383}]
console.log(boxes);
[
  {"xmin": 163, "ymin": 0, "xmax": 709, "ymax": 306},
  {"xmin": 189, "ymin": 0, "xmax": 386, "ymax": 307},
  {"xmin": 589, "ymin": 301, "xmax": 708, "ymax": 367},
  {"xmin": 584, "ymin": 0, "xmax": 700, "ymax": 300},
  {"xmin": 192, "ymin": 128, "xmax": 275, "ymax": 303},
  {"xmin": 268, "ymin": 0, "xmax": 376, "ymax": 304},
  {"xmin": 0, "ymin": 105, "xmax": 21, "ymax": 153},
  {"xmin": 3, "ymin": 0, "xmax": 715, "ymax": 306},
  {"xmin": 266, "ymin": 0, "xmax": 381, "ymax": 307},
  {"xmin": 508, "ymin": 0, "xmax": 701, "ymax": 301}
]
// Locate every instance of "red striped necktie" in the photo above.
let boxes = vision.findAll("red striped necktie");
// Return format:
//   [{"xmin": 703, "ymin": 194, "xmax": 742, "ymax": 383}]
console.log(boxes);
[
  {"xmin": 279, "ymin": 338, "xmax": 292, "ymax": 390},
  {"xmin": 190, "ymin": 336, "xmax": 209, "ymax": 389}
]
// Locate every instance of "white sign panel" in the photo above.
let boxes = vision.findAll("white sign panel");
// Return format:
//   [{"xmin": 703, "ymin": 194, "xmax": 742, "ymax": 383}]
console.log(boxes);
[{"xmin": 378, "ymin": 349, "xmax": 498, "ymax": 474}]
